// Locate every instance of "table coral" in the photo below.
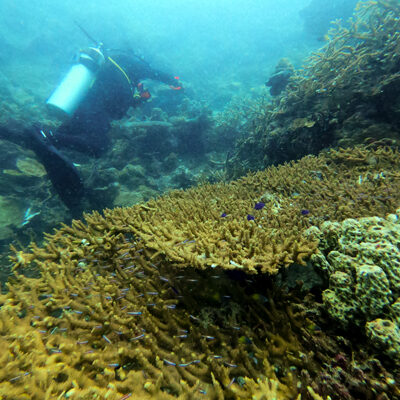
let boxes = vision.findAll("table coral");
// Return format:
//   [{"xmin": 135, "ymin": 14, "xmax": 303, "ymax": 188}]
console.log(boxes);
[{"xmin": 103, "ymin": 146, "xmax": 400, "ymax": 276}]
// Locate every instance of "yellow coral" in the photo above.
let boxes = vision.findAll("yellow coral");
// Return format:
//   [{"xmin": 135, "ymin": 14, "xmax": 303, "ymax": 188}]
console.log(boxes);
[
  {"xmin": 307, "ymin": 386, "xmax": 331, "ymax": 400},
  {"xmin": 1, "ymin": 146, "xmax": 399, "ymax": 399},
  {"xmin": 95, "ymin": 146, "xmax": 400, "ymax": 276},
  {"xmin": 0, "ymin": 234, "xmax": 306, "ymax": 399}
]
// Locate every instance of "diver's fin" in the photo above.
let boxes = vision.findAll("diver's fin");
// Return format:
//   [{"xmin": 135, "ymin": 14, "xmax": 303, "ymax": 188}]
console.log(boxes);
[{"xmin": 27, "ymin": 128, "xmax": 84, "ymax": 209}]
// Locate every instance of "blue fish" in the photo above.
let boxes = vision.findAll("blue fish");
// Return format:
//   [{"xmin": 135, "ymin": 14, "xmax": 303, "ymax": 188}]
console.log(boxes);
[{"xmin": 254, "ymin": 202, "xmax": 265, "ymax": 210}]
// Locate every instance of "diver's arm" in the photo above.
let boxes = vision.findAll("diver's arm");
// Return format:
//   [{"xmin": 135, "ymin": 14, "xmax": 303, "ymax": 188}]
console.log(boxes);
[
  {"xmin": 146, "ymin": 68, "xmax": 180, "ymax": 87},
  {"xmin": 131, "ymin": 57, "xmax": 181, "ymax": 87},
  {"xmin": 107, "ymin": 52, "xmax": 182, "ymax": 88}
]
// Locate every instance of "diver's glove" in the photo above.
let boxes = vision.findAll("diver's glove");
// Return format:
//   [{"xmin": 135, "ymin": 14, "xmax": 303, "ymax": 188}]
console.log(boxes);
[
  {"xmin": 169, "ymin": 76, "xmax": 183, "ymax": 91},
  {"xmin": 135, "ymin": 82, "xmax": 151, "ymax": 101}
]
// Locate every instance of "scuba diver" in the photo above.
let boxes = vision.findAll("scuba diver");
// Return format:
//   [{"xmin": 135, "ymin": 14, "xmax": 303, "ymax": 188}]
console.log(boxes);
[{"xmin": 27, "ymin": 39, "xmax": 182, "ymax": 211}]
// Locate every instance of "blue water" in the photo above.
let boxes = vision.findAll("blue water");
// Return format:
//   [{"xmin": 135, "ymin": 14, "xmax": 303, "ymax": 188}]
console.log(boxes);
[{"xmin": 0, "ymin": 0, "xmax": 355, "ymax": 109}]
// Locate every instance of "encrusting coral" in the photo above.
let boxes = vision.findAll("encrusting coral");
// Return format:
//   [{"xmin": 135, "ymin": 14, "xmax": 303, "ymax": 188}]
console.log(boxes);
[
  {"xmin": 1, "ymin": 146, "xmax": 400, "ymax": 399},
  {"xmin": 308, "ymin": 209, "xmax": 400, "ymax": 362}
]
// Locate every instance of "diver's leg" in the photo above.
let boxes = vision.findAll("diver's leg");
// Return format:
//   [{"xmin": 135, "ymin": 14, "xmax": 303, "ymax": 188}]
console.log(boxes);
[
  {"xmin": 26, "ymin": 128, "xmax": 84, "ymax": 209},
  {"xmin": 54, "ymin": 111, "xmax": 111, "ymax": 157},
  {"xmin": 54, "ymin": 131, "xmax": 110, "ymax": 157}
]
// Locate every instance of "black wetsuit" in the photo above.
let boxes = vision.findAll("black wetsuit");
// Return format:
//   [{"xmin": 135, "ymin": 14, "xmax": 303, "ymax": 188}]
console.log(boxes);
[
  {"xmin": 28, "ymin": 51, "xmax": 179, "ymax": 209},
  {"xmin": 54, "ymin": 51, "xmax": 178, "ymax": 156}
]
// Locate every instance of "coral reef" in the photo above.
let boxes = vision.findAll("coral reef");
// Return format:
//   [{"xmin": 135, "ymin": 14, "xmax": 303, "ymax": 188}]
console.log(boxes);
[
  {"xmin": 102, "ymin": 146, "xmax": 400, "ymax": 275},
  {"xmin": 366, "ymin": 319, "xmax": 400, "ymax": 363},
  {"xmin": 308, "ymin": 209, "xmax": 400, "ymax": 363},
  {"xmin": 227, "ymin": 0, "xmax": 400, "ymax": 179},
  {"xmin": 1, "ymin": 146, "xmax": 400, "ymax": 399},
  {"xmin": 0, "ymin": 226, "xmax": 322, "ymax": 399},
  {"xmin": 2, "ymin": 7, "xmax": 400, "ymax": 393}
]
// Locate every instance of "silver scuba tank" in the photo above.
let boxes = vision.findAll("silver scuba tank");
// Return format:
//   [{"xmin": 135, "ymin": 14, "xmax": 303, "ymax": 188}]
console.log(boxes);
[{"xmin": 46, "ymin": 46, "xmax": 105, "ymax": 119}]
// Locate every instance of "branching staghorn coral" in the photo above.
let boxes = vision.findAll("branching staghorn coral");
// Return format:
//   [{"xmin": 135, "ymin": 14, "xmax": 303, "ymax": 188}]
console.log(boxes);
[
  {"xmin": 228, "ymin": 0, "xmax": 400, "ymax": 178},
  {"xmin": 1, "ymin": 146, "xmax": 400, "ymax": 399},
  {"xmin": 100, "ymin": 146, "xmax": 400, "ymax": 275},
  {"xmin": 0, "ymin": 232, "xmax": 312, "ymax": 399}
]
